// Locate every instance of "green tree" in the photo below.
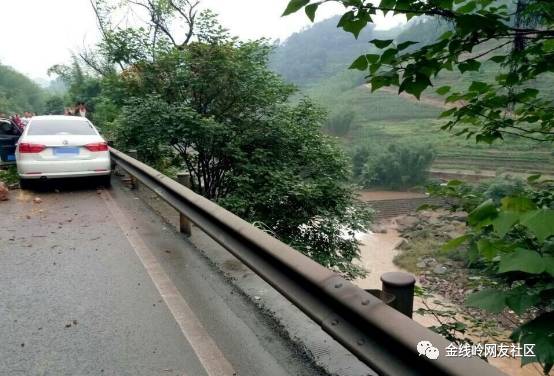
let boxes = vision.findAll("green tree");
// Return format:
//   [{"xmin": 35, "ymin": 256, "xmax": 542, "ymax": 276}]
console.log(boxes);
[
  {"xmin": 324, "ymin": 107, "xmax": 356, "ymax": 136},
  {"xmin": 44, "ymin": 95, "xmax": 65, "ymax": 115},
  {"xmin": 88, "ymin": 10, "xmax": 374, "ymax": 278},
  {"xmin": 284, "ymin": 0, "xmax": 554, "ymax": 372},
  {"xmin": 361, "ymin": 143, "xmax": 435, "ymax": 189}
]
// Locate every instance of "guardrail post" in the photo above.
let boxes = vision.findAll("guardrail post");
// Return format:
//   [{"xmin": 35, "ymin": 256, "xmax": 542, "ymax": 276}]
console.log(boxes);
[
  {"xmin": 177, "ymin": 172, "xmax": 192, "ymax": 237},
  {"xmin": 127, "ymin": 150, "xmax": 138, "ymax": 189},
  {"xmin": 380, "ymin": 272, "xmax": 415, "ymax": 318}
]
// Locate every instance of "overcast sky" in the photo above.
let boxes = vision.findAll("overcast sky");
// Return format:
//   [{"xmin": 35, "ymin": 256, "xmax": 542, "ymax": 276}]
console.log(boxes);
[{"xmin": 0, "ymin": 0, "xmax": 404, "ymax": 80}]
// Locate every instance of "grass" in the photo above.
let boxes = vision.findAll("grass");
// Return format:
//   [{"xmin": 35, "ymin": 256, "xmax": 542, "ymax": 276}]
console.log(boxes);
[
  {"xmin": 393, "ymin": 236, "xmax": 445, "ymax": 273},
  {"xmin": 0, "ymin": 166, "xmax": 19, "ymax": 185}
]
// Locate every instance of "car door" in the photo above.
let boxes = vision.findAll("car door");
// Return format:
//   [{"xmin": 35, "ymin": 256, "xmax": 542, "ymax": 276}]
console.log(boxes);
[{"xmin": 0, "ymin": 119, "xmax": 22, "ymax": 165}]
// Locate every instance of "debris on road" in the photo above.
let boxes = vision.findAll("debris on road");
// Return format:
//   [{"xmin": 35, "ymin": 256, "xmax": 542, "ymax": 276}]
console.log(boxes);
[
  {"xmin": 33, "ymin": 197, "xmax": 42, "ymax": 204},
  {"xmin": 0, "ymin": 182, "xmax": 9, "ymax": 201}
]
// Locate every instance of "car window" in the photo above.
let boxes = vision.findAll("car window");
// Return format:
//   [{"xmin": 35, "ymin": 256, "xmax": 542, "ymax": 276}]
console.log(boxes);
[{"xmin": 27, "ymin": 120, "xmax": 97, "ymax": 136}]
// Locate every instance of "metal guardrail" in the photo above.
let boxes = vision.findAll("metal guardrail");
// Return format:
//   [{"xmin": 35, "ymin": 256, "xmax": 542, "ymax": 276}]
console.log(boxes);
[{"xmin": 110, "ymin": 148, "xmax": 506, "ymax": 376}]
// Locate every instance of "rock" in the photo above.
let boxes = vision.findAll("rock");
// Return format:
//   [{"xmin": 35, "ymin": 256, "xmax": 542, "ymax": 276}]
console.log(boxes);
[
  {"xmin": 396, "ymin": 238, "xmax": 410, "ymax": 250},
  {"xmin": 8, "ymin": 183, "xmax": 19, "ymax": 190},
  {"xmin": 33, "ymin": 197, "xmax": 42, "ymax": 204},
  {"xmin": 371, "ymin": 225, "xmax": 388, "ymax": 234},
  {"xmin": 422, "ymin": 257, "xmax": 437, "ymax": 266},
  {"xmin": 446, "ymin": 231, "xmax": 465, "ymax": 240},
  {"xmin": 427, "ymin": 216, "xmax": 441, "ymax": 225},
  {"xmin": 447, "ymin": 212, "xmax": 468, "ymax": 221},
  {"xmin": 0, "ymin": 182, "xmax": 8, "ymax": 201},
  {"xmin": 416, "ymin": 261, "xmax": 427, "ymax": 269},
  {"xmin": 396, "ymin": 216, "xmax": 419, "ymax": 231},
  {"xmin": 433, "ymin": 265, "xmax": 448, "ymax": 274}
]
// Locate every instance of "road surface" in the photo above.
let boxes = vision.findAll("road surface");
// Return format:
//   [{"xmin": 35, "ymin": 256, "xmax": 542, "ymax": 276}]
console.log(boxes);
[{"xmin": 0, "ymin": 179, "xmax": 325, "ymax": 376}]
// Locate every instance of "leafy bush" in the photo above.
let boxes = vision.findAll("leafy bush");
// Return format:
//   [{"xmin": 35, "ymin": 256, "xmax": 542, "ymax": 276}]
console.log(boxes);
[
  {"xmin": 435, "ymin": 177, "xmax": 554, "ymax": 373},
  {"xmin": 359, "ymin": 143, "xmax": 435, "ymax": 189}
]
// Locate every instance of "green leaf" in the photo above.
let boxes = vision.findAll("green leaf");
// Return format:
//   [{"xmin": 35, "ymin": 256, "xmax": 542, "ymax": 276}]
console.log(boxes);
[
  {"xmin": 476, "ymin": 133, "xmax": 497, "ymax": 144},
  {"xmin": 380, "ymin": 0, "xmax": 397, "ymax": 13},
  {"xmin": 520, "ymin": 210, "xmax": 554, "ymax": 242},
  {"xmin": 396, "ymin": 40, "xmax": 418, "ymax": 51},
  {"xmin": 544, "ymin": 39, "xmax": 554, "ymax": 53},
  {"xmin": 436, "ymin": 86, "xmax": 451, "ymax": 95},
  {"xmin": 477, "ymin": 238, "xmax": 498, "ymax": 260},
  {"xmin": 439, "ymin": 30, "xmax": 453, "ymax": 40},
  {"xmin": 370, "ymin": 39, "xmax": 394, "ymax": 49},
  {"xmin": 468, "ymin": 81, "xmax": 489, "ymax": 93},
  {"xmin": 282, "ymin": 0, "xmax": 310, "ymax": 16},
  {"xmin": 370, "ymin": 75, "xmax": 390, "ymax": 92},
  {"xmin": 489, "ymin": 55, "xmax": 506, "ymax": 63},
  {"xmin": 498, "ymin": 249, "xmax": 545, "ymax": 274},
  {"xmin": 442, "ymin": 234, "xmax": 471, "ymax": 251},
  {"xmin": 437, "ymin": 0, "xmax": 454, "ymax": 10},
  {"xmin": 511, "ymin": 313, "xmax": 554, "ymax": 370},
  {"xmin": 491, "ymin": 211, "xmax": 520, "ymax": 237},
  {"xmin": 440, "ymin": 108, "xmax": 457, "ymax": 118},
  {"xmin": 349, "ymin": 55, "xmax": 369, "ymax": 71},
  {"xmin": 506, "ymin": 292, "xmax": 540, "ymax": 315},
  {"xmin": 457, "ymin": 0, "xmax": 476, "ymax": 13},
  {"xmin": 544, "ymin": 256, "xmax": 554, "ymax": 277},
  {"xmin": 380, "ymin": 48, "xmax": 397, "ymax": 64},
  {"xmin": 305, "ymin": 3, "xmax": 318, "ymax": 22},
  {"xmin": 342, "ymin": 17, "xmax": 370, "ymax": 39},
  {"xmin": 468, "ymin": 199, "xmax": 497, "ymax": 227},
  {"xmin": 365, "ymin": 54, "xmax": 380, "ymax": 64},
  {"xmin": 459, "ymin": 60, "xmax": 481, "ymax": 73},
  {"xmin": 527, "ymin": 174, "xmax": 542, "ymax": 183},
  {"xmin": 447, "ymin": 179, "xmax": 463, "ymax": 187},
  {"xmin": 399, "ymin": 74, "xmax": 431, "ymax": 100},
  {"xmin": 500, "ymin": 196, "xmax": 537, "ymax": 213},
  {"xmin": 465, "ymin": 288, "xmax": 508, "ymax": 313}
]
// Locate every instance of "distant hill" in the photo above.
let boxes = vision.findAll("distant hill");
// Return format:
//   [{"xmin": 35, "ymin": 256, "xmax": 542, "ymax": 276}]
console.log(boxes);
[
  {"xmin": 270, "ymin": 13, "xmax": 554, "ymax": 175},
  {"xmin": 271, "ymin": 16, "xmax": 385, "ymax": 86},
  {"xmin": 0, "ymin": 63, "xmax": 45, "ymax": 114}
]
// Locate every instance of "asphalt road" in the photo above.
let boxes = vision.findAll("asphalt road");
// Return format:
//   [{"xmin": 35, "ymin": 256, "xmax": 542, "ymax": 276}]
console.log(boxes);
[{"xmin": 0, "ymin": 179, "xmax": 325, "ymax": 376}]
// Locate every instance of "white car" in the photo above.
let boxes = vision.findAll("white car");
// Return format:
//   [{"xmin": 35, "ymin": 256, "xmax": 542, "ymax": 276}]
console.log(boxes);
[{"xmin": 16, "ymin": 116, "xmax": 111, "ymax": 188}]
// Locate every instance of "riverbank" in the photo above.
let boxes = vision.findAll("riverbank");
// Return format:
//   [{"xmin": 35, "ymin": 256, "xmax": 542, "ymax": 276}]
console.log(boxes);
[{"xmin": 352, "ymin": 214, "xmax": 546, "ymax": 376}]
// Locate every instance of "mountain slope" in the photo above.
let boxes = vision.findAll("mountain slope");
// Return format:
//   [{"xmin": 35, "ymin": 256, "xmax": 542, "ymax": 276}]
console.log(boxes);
[{"xmin": 0, "ymin": 63, "xmax": 45, "ymax": 114}]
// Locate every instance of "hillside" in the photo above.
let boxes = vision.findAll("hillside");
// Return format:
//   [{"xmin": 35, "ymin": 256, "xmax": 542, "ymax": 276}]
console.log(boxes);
[
  {"xmin": 0, "ymin": 63, "xmax": 46, "ymax": 114},
  {"xmin": 270, "ymin": 16, "xmax": 554, "ymax": 176}
]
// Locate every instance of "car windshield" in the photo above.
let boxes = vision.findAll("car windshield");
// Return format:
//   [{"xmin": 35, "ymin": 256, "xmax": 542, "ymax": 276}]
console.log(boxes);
[{"xmin": 27, "ymin": 120, "xmax": 97, "ymax": 136}]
